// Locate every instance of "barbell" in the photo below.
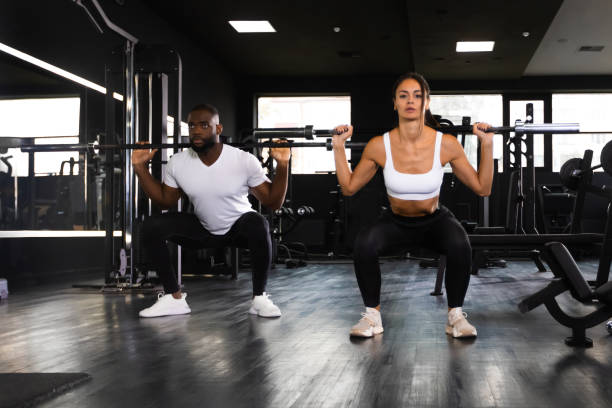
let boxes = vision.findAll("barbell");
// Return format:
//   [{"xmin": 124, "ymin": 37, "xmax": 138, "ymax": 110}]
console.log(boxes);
[
  {"xmin": 18, "ymin": 140, "xmax": 367, "ymax": 153},
  {"xmin": 559, "ymin": 140, "xmax": 612, "ymax": 190},
  {"xmin": 18, "ymin": 121, "xmax": 581, "ymax": 153},
  {"xmin": 250, "ymin": 121, "xmax": 580, "ymax": 140}
]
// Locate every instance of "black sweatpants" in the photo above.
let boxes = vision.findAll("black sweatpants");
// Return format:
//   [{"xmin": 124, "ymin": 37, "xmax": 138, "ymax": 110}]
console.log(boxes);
[
  {"xmin": 353, "ymin": 206, "xmax": 472, "ymax": 308},
  {"xmin": 141, "ymin": 211, "xmax": 271, "ymax": 295}
]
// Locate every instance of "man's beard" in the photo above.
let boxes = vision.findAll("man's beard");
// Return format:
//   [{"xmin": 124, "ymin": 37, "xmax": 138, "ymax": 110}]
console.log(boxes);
[{"xmin": 190, "ymin": 138, "xmax": 215, "ymax": 153}]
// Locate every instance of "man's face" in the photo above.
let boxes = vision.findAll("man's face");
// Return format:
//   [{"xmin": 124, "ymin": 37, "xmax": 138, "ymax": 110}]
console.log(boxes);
[{"xmin": 187, "ymin": 109, "xmax": 220, "ymax": 153}]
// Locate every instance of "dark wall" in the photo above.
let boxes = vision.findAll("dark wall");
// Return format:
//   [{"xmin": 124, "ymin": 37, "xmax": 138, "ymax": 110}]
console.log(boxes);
[
  {"xmin": 3, "ymin": 0, "xmax": 612, "ymax": 283},
  {"xmin": 0, "ymin": 0, "xmax": 236, "ymax": 133},
  {"xmin": 0, "ymin": 237, "xmax": 121, "ymax": 290}
]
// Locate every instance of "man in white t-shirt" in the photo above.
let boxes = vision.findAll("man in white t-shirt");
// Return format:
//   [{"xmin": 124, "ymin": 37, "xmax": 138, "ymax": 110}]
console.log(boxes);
[{"xmin": 132, "ymin": 104, "xmax": 290, "ymax": 318}]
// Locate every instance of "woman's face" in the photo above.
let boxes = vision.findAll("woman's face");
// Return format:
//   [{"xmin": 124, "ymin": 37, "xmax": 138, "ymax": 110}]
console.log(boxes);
[{"xmin": 393, "ymin": 78, "xmax": 429, "ymax": 121}]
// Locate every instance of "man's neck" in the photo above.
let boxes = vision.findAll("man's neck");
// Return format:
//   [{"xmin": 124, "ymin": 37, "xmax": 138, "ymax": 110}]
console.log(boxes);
[{"xmin": 196, "ymin": 142, "xmax": 223, "ymax": 166}]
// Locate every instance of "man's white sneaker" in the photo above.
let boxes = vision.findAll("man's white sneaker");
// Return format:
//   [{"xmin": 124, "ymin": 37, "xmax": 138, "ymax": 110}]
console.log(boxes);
[
  {"xmin": 350, "ymin": 307, "xmax": 384, "ymax": 337},
  {"xmin": 139, "ymin": 293, "xmax": 191, "ymax": 318},
  {"xmin": 248, "ymin": 293, "xmax": 281, "ymax": 317},
  {"xmin": 446, "ymin": 307, "xmax": 477, "ymax": 338}
]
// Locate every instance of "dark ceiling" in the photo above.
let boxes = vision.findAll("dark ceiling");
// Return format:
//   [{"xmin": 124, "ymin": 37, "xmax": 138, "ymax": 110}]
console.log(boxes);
[
  {"xmin": 3, "ymin": 0, "xmax": 608, "ymax": 98},
  {"xmin": 143, "ymin": 0, "xmax": 563, "ymax": 79}
]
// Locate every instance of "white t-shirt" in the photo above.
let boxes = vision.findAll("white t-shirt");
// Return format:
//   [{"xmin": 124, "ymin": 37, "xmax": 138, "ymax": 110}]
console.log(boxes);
[{"xmin": 163, "ymin": 145, "xmax": 270, "ymax": 235}]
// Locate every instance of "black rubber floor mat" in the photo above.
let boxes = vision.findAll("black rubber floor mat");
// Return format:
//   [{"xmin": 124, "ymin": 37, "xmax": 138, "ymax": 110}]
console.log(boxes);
[{"xmin": 0, "ymin": 373, "xmax": 91, "ymax": 408}]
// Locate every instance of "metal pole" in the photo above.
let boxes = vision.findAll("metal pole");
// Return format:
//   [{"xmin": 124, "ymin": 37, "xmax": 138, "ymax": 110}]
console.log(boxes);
[{"xmin": 124, "ymin": 40, "xmax": 136, "ymax": 284}]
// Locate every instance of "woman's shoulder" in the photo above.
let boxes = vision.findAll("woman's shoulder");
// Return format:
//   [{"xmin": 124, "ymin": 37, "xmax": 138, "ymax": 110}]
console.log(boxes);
[
  {"xmin": 438, "ymin": 132, "xmax": 463, "ymax": 158},
  {"xmin": 439, "ymin": 132, "xmax": 460, "ymax": 145},
  {"xmin": 365, "ymin": 134, "xmax": 385, "ymax": 151},
  {"xmin": 368, "ymin": 134, "xmax": 384, "ymax": 143}
]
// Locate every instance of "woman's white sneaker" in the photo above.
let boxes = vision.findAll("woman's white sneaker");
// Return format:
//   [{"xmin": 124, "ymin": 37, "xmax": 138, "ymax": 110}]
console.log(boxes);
[
  {"xmin": 248, "ymin": 293, "xmax": 281, "ymax": 317},
  {"xmin": 446, "ymin": 307, "xmax": 477, "ymax": 338},
  {"xmin": 139, "ymin": 293, "xmax": 191, "ymax": 318},
  {"xmin": 350, "ymin": 307, "xmax": 384, "ymax": 337}
]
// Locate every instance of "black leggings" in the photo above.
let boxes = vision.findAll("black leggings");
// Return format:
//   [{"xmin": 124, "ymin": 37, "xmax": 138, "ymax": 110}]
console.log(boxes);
[
  {"xmin": 141, "ymin": 211, "xmax": 271, "ymax": 295},
  {"xmin": 353, "ymin": 206, "xmax": 471, "ymax": 308}
]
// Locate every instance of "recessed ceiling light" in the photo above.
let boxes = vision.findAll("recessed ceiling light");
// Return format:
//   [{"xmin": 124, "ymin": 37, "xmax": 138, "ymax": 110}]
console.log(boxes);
[
  {"xmin": 456, "ymin": 41, "xmax": 495, "ymax": 52},
  {"xmin": 228, "ymin": 20, "xmax": 276, "ymax": 33},
  {"xmin": 579, "ymin": 45, "xmax": 604, "ymax": 52},
  {"xmin": 333, "ymin": 26, "xmax": 341, "ymax": 33},
  {"xmin": 522, "ymin": 31, "xmax": 530, "ymax": 38}
]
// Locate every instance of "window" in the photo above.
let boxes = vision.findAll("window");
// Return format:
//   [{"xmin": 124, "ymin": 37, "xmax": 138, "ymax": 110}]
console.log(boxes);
[
  {"xmin": 552, "ymin": 93, "xmax": 612, "ymax": 171},
  {"xmin": 257, "ymin": 96, "xmax": 351, "ymax": 174},
  {"xmin": 0, "ymin": 97, "xmax": 80, "ymax": 176},
  {"xmin": 165, "ymin": 117, "xmax": 189, "ymax": 160},
  {"xmin": 429, "ymin": 94, "xmax": 503, "ymax": 172}
]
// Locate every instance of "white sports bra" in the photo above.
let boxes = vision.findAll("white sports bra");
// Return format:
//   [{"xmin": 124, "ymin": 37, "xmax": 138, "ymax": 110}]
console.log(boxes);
[{"xmin": 382, "ymin": 131, "xmax": 444, "ymax": 201}]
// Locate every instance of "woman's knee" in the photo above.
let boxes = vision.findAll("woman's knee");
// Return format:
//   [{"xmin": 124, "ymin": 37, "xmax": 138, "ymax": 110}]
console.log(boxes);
[
  {"xmin": 353, "ymin": 228, "xmax": 383, "ymax": 259},
  {"xmin": 445, "ymin": 237, "xmax": 472, "ymax": 267},
  {"xmin": 437, "ymin": 219, "xmax": 470, "ymax": 258}
]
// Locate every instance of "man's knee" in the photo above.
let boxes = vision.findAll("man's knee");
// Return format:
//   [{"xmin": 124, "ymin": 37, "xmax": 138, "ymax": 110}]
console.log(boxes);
[
  {"xmin": 141, "ymin": 215, "xmax": 166, "ymax": 238},
  {"xmin": 240, "ymin": 212, "xmax": 270, "ymax": 234},
  {"xmin": 140, "ymin": 213, "xmax": 189, "ymax": 244}
]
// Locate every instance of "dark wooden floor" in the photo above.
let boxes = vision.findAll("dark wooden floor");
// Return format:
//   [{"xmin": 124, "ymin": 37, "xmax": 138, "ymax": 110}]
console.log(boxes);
[{"xmin": 1, "ymin": 258, "xmax": 611, "ymax": 408}]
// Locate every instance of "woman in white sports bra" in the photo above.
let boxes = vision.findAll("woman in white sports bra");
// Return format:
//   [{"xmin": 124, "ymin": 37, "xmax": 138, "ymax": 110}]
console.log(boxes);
[{"xmin": 331, "ymin": 72, "xmax": 494, "ymax": 339}]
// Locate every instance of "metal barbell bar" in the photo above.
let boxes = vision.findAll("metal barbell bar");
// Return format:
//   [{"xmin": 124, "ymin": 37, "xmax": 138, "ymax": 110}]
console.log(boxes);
[
  {"xmin": 249, "ymin": 121, "xmax": 580, "ymax": 139},
  {"xmin": 17, "ymin": 121, "xmax": 581, "ymax": 153},
  {"xmin": 19, "ymin": 140, "xmax": 369, "ymax": 153}
]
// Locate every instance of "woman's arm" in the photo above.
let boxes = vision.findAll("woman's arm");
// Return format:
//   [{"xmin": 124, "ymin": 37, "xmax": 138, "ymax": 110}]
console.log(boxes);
[
  {"xmin": 332, "ymin": 125, "xmax": 381, "ymax": 196},
  {"xmin": 447, "ymin": 123, "xmax": 495, "ymax": 196}
]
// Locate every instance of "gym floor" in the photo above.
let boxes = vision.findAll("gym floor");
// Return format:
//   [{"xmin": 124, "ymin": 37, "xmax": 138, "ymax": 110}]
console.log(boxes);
[{"xmin": 1, "ymin": 260, "xmax": 610, "ymax": 408}]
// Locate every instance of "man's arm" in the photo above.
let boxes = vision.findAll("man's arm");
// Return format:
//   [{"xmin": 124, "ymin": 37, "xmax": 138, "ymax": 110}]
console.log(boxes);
[
  {"xmin": 249, "ymin": 142, "xmax": 291, "ymax": 210},
  {"xmin": 132, "ymin": 144, "xmax": 182, "ymax": 209}
]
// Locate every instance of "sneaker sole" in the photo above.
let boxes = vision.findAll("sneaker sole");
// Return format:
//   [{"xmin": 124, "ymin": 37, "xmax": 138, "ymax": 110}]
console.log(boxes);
[
  {"xmin": 139, "ymin": 308, "xmax": 191, "ymax": 318},
  {"xmin": 445, "ymin": 324, "xmax": 477, "ymax": 338},
  {"xmin": 350, "ymin": 326, "xmax": 383, "ymax": 338},
  {"xmin": 248, "ymin": 307, "xmax": 281, "ymax": 318}
]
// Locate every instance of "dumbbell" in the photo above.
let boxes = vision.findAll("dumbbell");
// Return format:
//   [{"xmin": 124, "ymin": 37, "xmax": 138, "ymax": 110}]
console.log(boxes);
[
  {"xmin": 296, "ymin": 206, "xmax": 315, "ymax": 216},
  {"xmin": 274, "ymin": 207, "xmax": 294, "ymax": 217},
  {"xmin": 559, "ymin": 140, "xmax": 612, "ymax": 190}
]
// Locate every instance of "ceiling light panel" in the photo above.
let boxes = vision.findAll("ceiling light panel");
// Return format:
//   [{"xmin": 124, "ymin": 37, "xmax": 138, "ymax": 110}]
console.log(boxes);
[
  {"xmin": 456, "ymin": 41, "xmax": 495, "ymax": 52},
  {"xmin": 229, "ymin": 21, "xmax": 276, "ymax": 33}
]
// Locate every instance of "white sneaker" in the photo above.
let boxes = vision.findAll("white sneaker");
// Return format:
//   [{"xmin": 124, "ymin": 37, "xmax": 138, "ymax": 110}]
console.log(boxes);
[
  {"xmin": 139, "ymin": 292, "xmax": 191, "ymax": 318},
  {"xmin": 446, "ymin": 307, "xmax": 477, "ymax": 338},
  {"xmin": 248, "ymin": 293, "xmax": 281, "ymax": 317},
  {"xmin": 350, "ymin": 307, "xmax": 384, "ymax": 337}
]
